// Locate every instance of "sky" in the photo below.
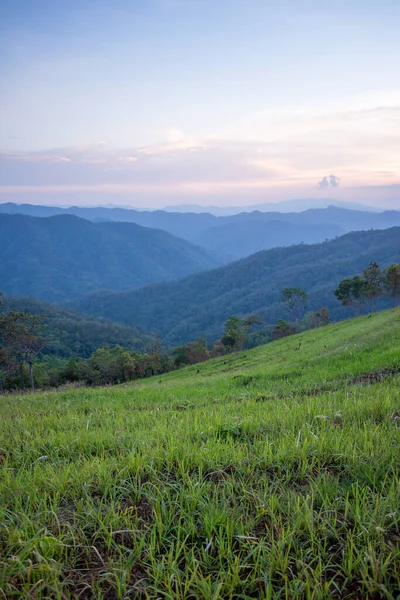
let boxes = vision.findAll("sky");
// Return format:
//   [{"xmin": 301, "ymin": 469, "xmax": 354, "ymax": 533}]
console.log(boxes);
[{"xmin": 0, "ymin": 0, "xmax": 399, "ymax": 209}]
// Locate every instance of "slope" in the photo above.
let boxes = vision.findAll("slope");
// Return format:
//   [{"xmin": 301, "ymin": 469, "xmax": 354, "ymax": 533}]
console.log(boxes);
[
  {"xmin": 1, "ymin": 295, "xmax": 152, "ymax": 358},
  {"xmin": 194, "ymin": 218, "xmax": 344, "ymax": 258},
  {"xmin": 0, "ymin": 214, "xmax": 221, "ymax": 303},
  {"xmin": 1, "ymin": 309, "xmax": 399, "ymax": 598},
  {"xmin": 76, "ymin": 227, "xmax": 400, "ymax": 345}
]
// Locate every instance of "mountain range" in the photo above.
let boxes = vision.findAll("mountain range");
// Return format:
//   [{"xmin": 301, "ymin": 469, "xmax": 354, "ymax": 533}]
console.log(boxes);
[
  {"xmin": 162, "ymin": 198, "xmax": 381, "ymax": 215},
  {"xmin": 75, "ymin": 227, "xmax": 400, "ymax": 346},
  {"xmin": 0, "ymin": 214, "xmax": 221, "ymax": 303},
  {"xmin": 2, "ymin": 202, "xmax": 400, "ymax": 259}
]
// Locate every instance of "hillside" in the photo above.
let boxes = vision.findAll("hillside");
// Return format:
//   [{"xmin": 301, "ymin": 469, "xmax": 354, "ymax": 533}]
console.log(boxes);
[
  {"xmin": 0, "ymin": 214, "xmax": 221, "ymax": 303},
  {"xmin": 1, "ymin": 295, "xmax": 152, "ymax": 358},
  {"xmin": 194, "ymin": 218, "xmax": 343, "ymax": 258},
  {"xmin": 1, "ymin": 309, "xmax": 399, "ymax": 598},
  {"xmin": 76, "ymin": 227, "xmax": 400, "ymax": 346}
]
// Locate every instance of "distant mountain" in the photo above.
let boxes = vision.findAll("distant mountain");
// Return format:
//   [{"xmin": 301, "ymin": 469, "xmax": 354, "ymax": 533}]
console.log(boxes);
[
  {"xmin": 75, "ymin": 228, "xmax": 400, "ymax": 347},
  {"xmin": 2, "ymin": 202, "xmax": 400, "ymax": 260},
  {"xmin": 192, "ymin": 206, "xmax": 400, "ymax": 257},
  {"xmin": 162, "ymin": 198, "xmax": 381, "ymax": 215},
  {"xmin": 0, "ymin": 214, "xmax": 221, "ymax": 303},
  {"xmin": 0, "ymin": 202, "xmax": 218, "ymax": 240},
  {"xmin": 194, "ymin": 219, "xmax": 344, "ymax": 258},
  {"xmin": 1, "ymin": 295, "xmax": 153, "ymax": 358}
]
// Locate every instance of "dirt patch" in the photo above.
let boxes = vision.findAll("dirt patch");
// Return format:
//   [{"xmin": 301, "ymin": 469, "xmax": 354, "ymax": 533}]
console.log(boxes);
[
  {"xmin": 384, "ymin": 526, "xmax": 400, "ymax": 547},
  {"xmin": 174, "ymin": 403, "xmax": 196, "ymax": 411},
  {"xmin": 352, "ymin": 367, "xmax": 400, "ymax": 385},
  {"xmin": 204, "ymin": 465, "xmax": 236, "ymax": 483}
]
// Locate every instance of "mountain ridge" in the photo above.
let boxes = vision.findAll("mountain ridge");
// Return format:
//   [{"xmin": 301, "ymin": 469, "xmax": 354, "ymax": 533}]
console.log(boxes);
[
  {"xmin": 75, "ymin": 227, "xmax": 400, "ymax": 346},
  {"xmin": 2, "ymin": 201, "xmax": 400, "ymax": 259},
  {"xmin": 0, "ymin": 213, "xmax": 222, "ymax": 303}
]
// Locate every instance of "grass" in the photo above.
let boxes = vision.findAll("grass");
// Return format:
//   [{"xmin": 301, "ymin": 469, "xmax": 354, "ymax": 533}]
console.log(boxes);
[{"xmin": 1, "ymin": 308, "xmax": 400, "ymax": 599}]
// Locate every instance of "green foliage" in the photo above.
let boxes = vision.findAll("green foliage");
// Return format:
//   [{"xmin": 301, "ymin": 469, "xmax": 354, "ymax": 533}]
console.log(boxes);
[
  {"xmin": 1, "ymin": 309, "xmax": 400, "ymax": 598},
  {"xmin": 0, "ymin": 303, "xmax": 43, "ymax": 390},
  {"xmin": 383, "ymin": 263, "xmax": 400, "ymax": 306},
  {"xmin": 280, "ymin": 287, "xmax": 308, "ymax": 328},
  {"xmin": 3, "ymin": 295, "xmax": 152, "ymax": 358},
  {"xmin": 272, "ymin": 318, "xmax": 295, "ymax": 340},
  {"xmin": 172, "ymin": 337, "xmax": 210, "ymax": 367},
  {"xmin": 302, "ymin": 307, "xmax": 330, "ymax": 330},
  {"xmin": 76, "ymin": 227, "xmax": 400, "ymax": 346},
  {"xmin": 334, "ymin": 275, "xmax": 367, "ymax": 313},
  {"xmin": 0, "ymin": 345, "xmax": 173, "ymax": 391},
  {"xmin": 221, "ymin": 314, "xmax": 263, "ymax": 353},
  {"xmin": 335, "ymin": 261, "xmax": 398, "ymax": 314},
  {"xmin": 221, "ymin": 315, "xmax": 246, "ymax": 352},
  {"xmin": 363, "ymin": 261, "xmax": 383, "ymax": 311}
]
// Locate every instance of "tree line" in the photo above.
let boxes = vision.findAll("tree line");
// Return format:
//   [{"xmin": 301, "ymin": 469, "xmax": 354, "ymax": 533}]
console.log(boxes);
[
  {"xmin": 218, "ymin": 261, "xmax": 400, "ymax": 349},
  {"xmin": 1, "ymin": 261, "xmax": 399, "ymax": 392},
  {"xmin": 334, "ymin": 262, "xmax": 400, "ymax": 313}
]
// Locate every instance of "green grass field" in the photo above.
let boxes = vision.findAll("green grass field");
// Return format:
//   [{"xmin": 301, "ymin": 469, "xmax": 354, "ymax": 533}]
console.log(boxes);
[{"xmin": 1, "ymin": 309, "xmax": 400, "ymax": 599}]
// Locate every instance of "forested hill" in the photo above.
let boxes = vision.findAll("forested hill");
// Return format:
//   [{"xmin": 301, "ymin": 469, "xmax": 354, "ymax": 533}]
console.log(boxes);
[
  {"xmin": 1, "ymin": 295, "xmax": 153, "ymax": 358},
  {"xmin": 193, "ymin": 219, "xmax": 343, "ymax": 259},
  {"xmin": 76, "ymin": 227, "xmax": 400, "ymax": 346},
  {"xmin": 0, "ymin": 214, "xmax": 222, "ymax": 303}
]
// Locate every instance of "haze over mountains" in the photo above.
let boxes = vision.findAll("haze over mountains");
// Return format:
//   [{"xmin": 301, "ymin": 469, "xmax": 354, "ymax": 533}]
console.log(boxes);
[
  {"xmin": 162, "ymin": 198, "xmax": 382, "ymax": 215},
  {"xmin": 2, "ymin": 202, "xmax": 400, "ymax": 260},
  {"xmin": 0, "ymin": 214, "xmax": 221, "ymax": 303}
]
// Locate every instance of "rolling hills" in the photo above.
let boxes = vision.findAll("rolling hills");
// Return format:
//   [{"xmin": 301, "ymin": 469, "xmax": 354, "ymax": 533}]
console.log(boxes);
[
  {"xmin": 1, "ymin": 308, "xmax": 399, "ymax": 598},
  {"xmin": 76, "ymin": 227, "xmax": 400, "ymax": 346},
  {"xmin": 0, "ymin": 214, "xmax": 221, "ymax": 303},
  {"xmin": 3, "ymin": 202, "xmax": 400, "ymax": 259}
]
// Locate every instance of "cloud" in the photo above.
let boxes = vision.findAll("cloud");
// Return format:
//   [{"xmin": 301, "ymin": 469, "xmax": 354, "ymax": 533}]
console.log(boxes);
[
  {"xmin": 117, "ymin": 156, "xmax": 139, "ymax": 164},
  {"xmin": 318, "ymin": 176, "xmax": 330, "ymax": 189},
  {"xmin": 138, "ymin": 128, "xmax": 207, "ymax": 156},
  {"xmin": 318, "ymin": 174, "xmax": 340, "ymax": 189},
  {"xmin": 2, "ymin": 152, "xmax": 72, "ymax": 163},
  {"xmin": 1, "ymin": 100, "xmax": 399, "ymax": 200}
]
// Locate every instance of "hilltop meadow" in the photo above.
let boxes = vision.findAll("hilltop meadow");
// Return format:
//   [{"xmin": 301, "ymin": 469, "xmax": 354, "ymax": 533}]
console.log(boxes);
[{"xmin": 1, "ymin": 309, "xmax": 400, "ymax": 599}]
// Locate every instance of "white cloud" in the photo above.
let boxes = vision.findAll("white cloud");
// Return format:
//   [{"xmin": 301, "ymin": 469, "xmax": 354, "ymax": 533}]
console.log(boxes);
[
  {"xmin": 318, "ymin": 174, "xmax": 340, "ymax": 189},
  {"xmin": 1, "ymin": 101, "xmax": 399, "ymax": 199},
  {"xmin": 117, "ymin": 156, "xmax": 139, "ymax": 164}
]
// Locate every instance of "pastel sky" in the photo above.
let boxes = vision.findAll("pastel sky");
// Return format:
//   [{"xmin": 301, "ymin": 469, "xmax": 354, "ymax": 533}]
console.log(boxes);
[{"xmin": 1, "ymin": 0, "xmax": 399, "ymax": 208}]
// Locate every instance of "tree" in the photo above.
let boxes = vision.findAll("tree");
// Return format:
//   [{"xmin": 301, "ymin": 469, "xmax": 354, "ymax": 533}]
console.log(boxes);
[
  {"xmin": 221, "ymin": 314, "xmax": 263, "ymax": 353},
  {"xmin": 280, "ymin": 287, "xmax": 308, "ymax": 330},
  {"xmin": 362, "ymin": 261, "xmax": 382, "ymax": 312},
  {"xmin": 334, "ymin": 276, "xmax": 366, "ymax": 314},
  {"xmin": 303, "ymin": 308, "xmax": 330, "ymax": 330},
  {"xmin": 172, "ymin": 337, "xmax": 210, "ymax": 368},
  {"xmin": 221, "ymin": 315, "xmax": 245, "ymax": 353},
  {"xmin": 0, "ymin": 301, "xmax": 43, "ymax": 390},
  {"xmin": 241, "ymin": 314, "xmax": 263, "ymax": 348},
  {"xmin": 383, "ymin": 263, "xmax": 400, "ymax": 306},
  {"xmin": 0, "ymin": 295, "xmax": 11, "ymax": 392},
  {"xmin": 272, "ymin": 319, "xmax": 295, "ymax": 340}
]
